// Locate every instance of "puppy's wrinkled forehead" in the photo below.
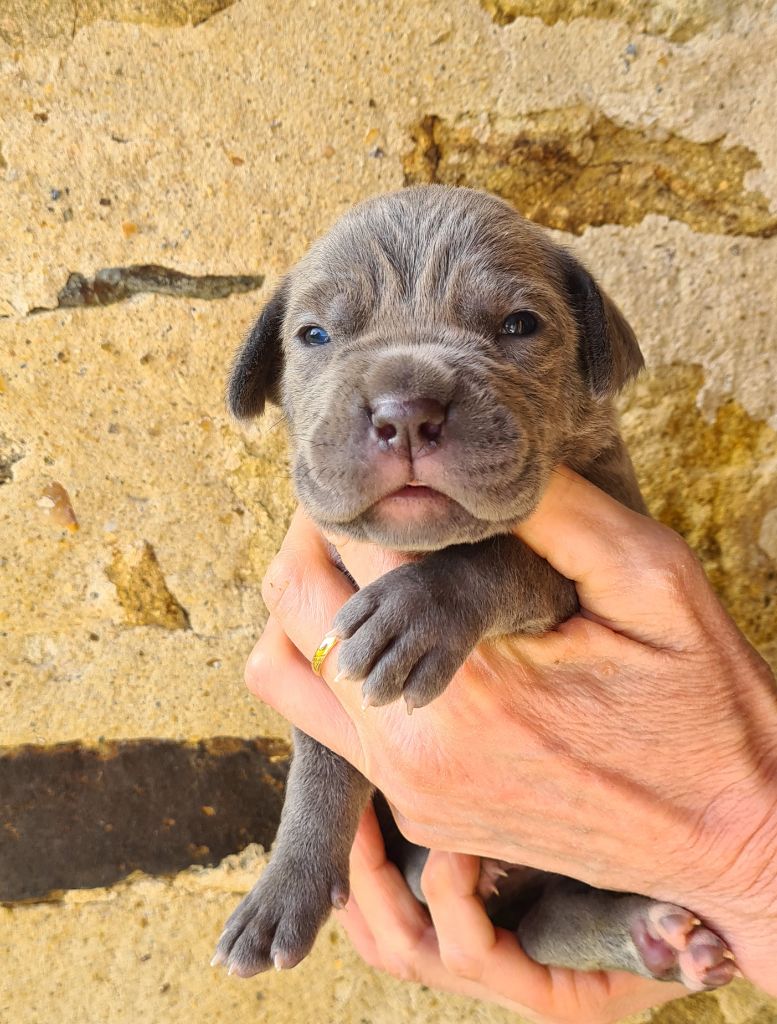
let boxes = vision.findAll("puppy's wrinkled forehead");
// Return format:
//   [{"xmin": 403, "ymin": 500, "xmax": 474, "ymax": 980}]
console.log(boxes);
[{"xmin": 289, "ymin": 187, "xmax": 565, "ymax": 333}]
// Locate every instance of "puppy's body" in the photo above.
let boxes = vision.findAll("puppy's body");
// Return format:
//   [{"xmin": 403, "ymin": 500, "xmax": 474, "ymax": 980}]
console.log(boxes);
[{"xmin": 216, "ymin": 187, "xmax": 734, "ymax": 991}]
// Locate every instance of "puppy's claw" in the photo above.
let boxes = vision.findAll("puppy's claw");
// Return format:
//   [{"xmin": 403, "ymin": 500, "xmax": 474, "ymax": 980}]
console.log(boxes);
[
  {"xmin": 210, "ymin": 952, "xmax": 225, "ymax": 968},
  {"xmin": 334, "ymin": 670, "xmax": 357, "ymax": 685},
  {"xmin": 331, "ymin": 883, "xmax": 349, "ymax": 909}
]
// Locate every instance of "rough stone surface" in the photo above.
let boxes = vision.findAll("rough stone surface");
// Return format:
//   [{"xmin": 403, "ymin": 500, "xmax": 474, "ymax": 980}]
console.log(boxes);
[
  {"xmin": 403, "ymin": 111, "xmax": 777, "ymax": 236},
  {"xmin": 1, "ymin": 2, "xmax": 776, "ymax": 1023},
  {"xmin": 620, "ymin": 365, "xmax": 777, "ymax": 663},
  {"xmin": 478, "ymin": 0, "xmax": 771, "ymax": 41},
  {"xmin": 0, "ymin": 0, "xmax": 238, "ymax": 49},
  {"xmin": 0, "ymin": 850, "xmax": 539, "ymax": 1024}
]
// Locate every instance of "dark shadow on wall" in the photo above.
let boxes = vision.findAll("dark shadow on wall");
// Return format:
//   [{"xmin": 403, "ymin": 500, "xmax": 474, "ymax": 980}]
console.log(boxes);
[{"xmin": 0, "ymin": 736, "xmax": 289, "ymax": 902}]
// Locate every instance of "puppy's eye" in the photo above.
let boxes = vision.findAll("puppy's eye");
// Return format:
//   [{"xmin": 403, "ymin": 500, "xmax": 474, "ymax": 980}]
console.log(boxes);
[
  {"xmin": 500, "ymin": 311, "xmax": 539, "ymax": 337},
  {"xmin": 300, "ymin": 325, "xmax": 331, "ymax": 346}
]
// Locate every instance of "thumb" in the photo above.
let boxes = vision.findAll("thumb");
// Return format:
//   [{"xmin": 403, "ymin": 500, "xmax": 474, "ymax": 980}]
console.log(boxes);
[{"xmin": 514, "ymin": 467, "xmax": 708, "ymax": 645}]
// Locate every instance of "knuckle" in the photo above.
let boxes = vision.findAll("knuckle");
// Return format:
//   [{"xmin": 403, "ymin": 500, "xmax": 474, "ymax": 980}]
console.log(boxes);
[
  {"xmin": 637, "ymin": 526, "xmax": 705, "ymax": 606},
  {"xmin": 261, "ymin": 550, "xmax": 301, "ymax": 616},
  {"xmin": 655, "ymin": 526, "xmax": 695, "ymax": 572},
  {"xmin": 419, "ymin": 857, "xmax": 447, "ymax": 904},
  {"xmin": 243, "ymin": 645, "xmax": 272, "ymax": 699},
  {"xmin": 382, "ymin": 954, "xmax": 421, "ymax": 983},
  {"xmin": 439, "ymin": 946, "xmax": 483, "ymax": 982},
  {"xmin": 391, "ymin": 806, "xmax": 431, "ymax": 849}
]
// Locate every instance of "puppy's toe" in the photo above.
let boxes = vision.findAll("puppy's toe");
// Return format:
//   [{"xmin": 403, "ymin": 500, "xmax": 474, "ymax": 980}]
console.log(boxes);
[
  {"xmin": 401, "ymin": 647, "xmax": 463, "ymax": 711},
  {"xmin": 360, "ymin": 634, "xmax": 427, "ymax": 707},
  {"xmin": 332, "ymin": 587, "xmax": 381, "ymax": 640},
  {"xmin": 337, "ymin": 614, "xmax": 399, "ymax": 684},
  {"xmin": 678, "ymin": 927, "xmax": 737, "ymax": 991}
]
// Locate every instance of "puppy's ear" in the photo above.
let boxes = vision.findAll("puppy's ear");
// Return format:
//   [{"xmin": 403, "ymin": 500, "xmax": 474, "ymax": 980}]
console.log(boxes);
[
  {"xmin": 227, "ymin": 280, "xmax": 288, "ymax": 419},
  {"xmin": 560, "ymin": 253, "xmax": 644, "ymax": 398}
]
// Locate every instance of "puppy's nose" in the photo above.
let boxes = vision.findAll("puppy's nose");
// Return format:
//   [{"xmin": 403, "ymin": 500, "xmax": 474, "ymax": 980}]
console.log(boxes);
[{"xmin": 370, "ymin": 396, "xmax": 446, "ymax": 451}]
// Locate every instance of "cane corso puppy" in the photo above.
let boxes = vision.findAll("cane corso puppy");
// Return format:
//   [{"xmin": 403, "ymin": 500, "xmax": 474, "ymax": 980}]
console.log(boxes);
[{"xmin": 214, "ymin": 186, "xmax": 734, "ymax": 992}]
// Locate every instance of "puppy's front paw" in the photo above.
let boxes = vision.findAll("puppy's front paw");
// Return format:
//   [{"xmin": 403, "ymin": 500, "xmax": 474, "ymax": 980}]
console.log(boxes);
[
  {"xmin": 213, "ymin": 854, "xmax": 347, "ymax": 976},
  {"xmin": 332, "ymin": 562, "xmax": 482, "ymax": 712}
]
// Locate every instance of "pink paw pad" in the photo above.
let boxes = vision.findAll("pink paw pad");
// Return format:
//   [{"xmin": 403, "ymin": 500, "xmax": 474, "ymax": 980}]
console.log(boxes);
[{"xmin": 632, "ymin": 903, "xmax": 737, "ymax": 991}]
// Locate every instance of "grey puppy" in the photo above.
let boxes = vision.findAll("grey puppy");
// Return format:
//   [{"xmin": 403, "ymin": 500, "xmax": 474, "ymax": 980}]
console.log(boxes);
[{"xmin": 214, "ymin": 186, "xmax": 735, "ymax": 991}]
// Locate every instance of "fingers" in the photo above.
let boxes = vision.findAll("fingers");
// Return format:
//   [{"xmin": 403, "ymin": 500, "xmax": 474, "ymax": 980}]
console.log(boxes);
[
  {"xmin": 244, "ymin": 617, "xmax": 364, "ymax": 770},
  {"xmin": 341, "ymin": 810, "xmax": 682, "ymax": 1023},
  {"xmin": 421, "ymin": 851, "xmax": 497, "ymax": 981},
  {"xmin": 514, "ymin": 468, "xmax": 708, "ymax": 644},
  {"xmin": 421, "ymin": 850, "xmax": 551, "ymax": 992},
  {"xmin": 262, "ymin": 508, "xmax": 419, "ymax": 722},
  {"xmin": 344, "ymin": 804, "xmax": 432, "ymax": 982},
  {"xmin": 261, "ymin": 507, "xmax": 356, "ymax": 662}
]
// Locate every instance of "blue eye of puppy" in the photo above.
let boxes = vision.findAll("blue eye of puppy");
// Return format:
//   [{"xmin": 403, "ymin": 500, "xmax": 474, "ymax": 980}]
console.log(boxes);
[
  {"xmin": 301, "ymin": 325, "xmax": 331, "ymax": 345},
  {"xmin": 500, "ymin": 311, "xmax": 539, "ymax": 337}
]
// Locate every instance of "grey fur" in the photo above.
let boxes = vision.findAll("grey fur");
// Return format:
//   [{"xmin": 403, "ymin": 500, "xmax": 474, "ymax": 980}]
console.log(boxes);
[{"xmin": 217, "ymin": 186, "xmax": 733, "ymax": 989}]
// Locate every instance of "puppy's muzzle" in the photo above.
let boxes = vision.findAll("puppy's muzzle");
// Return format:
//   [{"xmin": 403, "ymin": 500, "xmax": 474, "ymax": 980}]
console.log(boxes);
[{"xmin": 369, "ymin": 396, "xmax": 447, "ymax": 455}]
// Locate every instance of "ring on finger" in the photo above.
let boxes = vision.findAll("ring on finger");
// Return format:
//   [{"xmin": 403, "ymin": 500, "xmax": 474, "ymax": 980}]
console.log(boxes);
[{"xmin": 311, "ymin": 632, "xmax": 340, "ymax": 676}]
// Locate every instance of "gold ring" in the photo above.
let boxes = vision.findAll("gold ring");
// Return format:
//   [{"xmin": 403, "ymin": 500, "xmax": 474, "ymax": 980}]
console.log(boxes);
[{"xmin": 311, "ymin": 632, "xmax": 340, "ymax": 676}]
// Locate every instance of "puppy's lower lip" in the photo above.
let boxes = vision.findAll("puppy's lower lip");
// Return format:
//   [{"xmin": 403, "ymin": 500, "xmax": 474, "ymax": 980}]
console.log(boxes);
[{"xmin": 386, "ymin": 485, "xmax": 442, "ymax": 499}]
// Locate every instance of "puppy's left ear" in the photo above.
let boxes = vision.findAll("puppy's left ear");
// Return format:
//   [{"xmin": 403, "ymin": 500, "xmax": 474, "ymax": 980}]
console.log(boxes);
[
  {"xmin": 561, "ymin": 253, "xmax": 644, "ymax": 398},
  {"xmin": 227, "ymin": 280, "xmax": 288, "ymax": 419}
]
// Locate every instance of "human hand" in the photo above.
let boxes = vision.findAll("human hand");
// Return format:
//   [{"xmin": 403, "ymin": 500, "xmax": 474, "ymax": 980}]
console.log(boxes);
[
  {"xmin": 250, "ymin": 467, "xmax": 777, "ymax": 996},
  {"xmin": 334, "ymin": 801, "xmax": 685, "ymax": 1024}
]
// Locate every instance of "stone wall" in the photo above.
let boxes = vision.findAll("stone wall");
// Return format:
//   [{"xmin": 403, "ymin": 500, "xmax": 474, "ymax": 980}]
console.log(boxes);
[{"xmin": 1, "ymin": 2, "xmax": 775, "ymax": 1022}]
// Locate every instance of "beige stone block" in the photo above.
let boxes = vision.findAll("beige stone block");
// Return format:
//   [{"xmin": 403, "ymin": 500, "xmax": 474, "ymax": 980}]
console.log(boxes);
[
  {"xmin": 0, "ymin": 849, "xmax": 528, "ymax": 1024},
  {"xmin": 0, "ymin": 293, "xmax": 295, "ymax": 745}
]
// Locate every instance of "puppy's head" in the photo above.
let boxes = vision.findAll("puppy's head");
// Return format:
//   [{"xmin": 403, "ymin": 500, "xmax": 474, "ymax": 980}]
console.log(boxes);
[{"xmin": 228, "ymin": 186, "xmax": 643, "ymax": 550}]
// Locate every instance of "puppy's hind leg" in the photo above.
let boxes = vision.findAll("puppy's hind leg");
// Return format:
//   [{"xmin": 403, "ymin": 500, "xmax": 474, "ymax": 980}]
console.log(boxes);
[
  {"xmin": 214, "ymin": 728, "xmax": 372, "ymax": 976},
  {"xmin": 517, "ymin": 876, "xmax": 736, "ymax": 991}
]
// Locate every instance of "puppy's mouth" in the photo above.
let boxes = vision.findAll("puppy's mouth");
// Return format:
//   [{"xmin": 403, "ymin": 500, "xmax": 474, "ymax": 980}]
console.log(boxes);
[
  {"xmin": 374, "ymin": 479, "xmax": 452, "ymax": 512},
  {"xmin": 385, "ymin": 482, "xmax": 444, "ymax": 501}
]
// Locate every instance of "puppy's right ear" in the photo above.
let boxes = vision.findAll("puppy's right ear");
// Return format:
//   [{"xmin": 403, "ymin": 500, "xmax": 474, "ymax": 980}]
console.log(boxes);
[
  {"xmin": 227, "ymin": 280, "xmax": 288, "ymax": 419},
  {"xmin": 559, "ymin": 254, "xmax": 644, "ymax": 399}
]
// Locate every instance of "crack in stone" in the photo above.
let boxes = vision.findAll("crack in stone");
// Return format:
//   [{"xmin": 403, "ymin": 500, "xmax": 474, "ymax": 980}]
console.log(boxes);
[
  {"xmin": 1, "ymin": 1, "xmax": 239, "ymax": 49},
  {"xmin": 621, "ymin": 364, "xmax": 777, "ymax": 650},
  {"xmin": 106, "ymin": 541, "xmax": 191, "ymax": 631},
  {"xmin": 0, "ymin": 435, "xmax": 24, "ymax": 485},
  {"xmin": 403, "ymin": 111, "xmax": 777, "ymax": 238},
  {"xmin": 479, "ymin": 0, "xmax": 771, "ymax": 42},
  {"xmin": 26, "ymin": 265, "xmax": 263, "ymax": 314}
]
